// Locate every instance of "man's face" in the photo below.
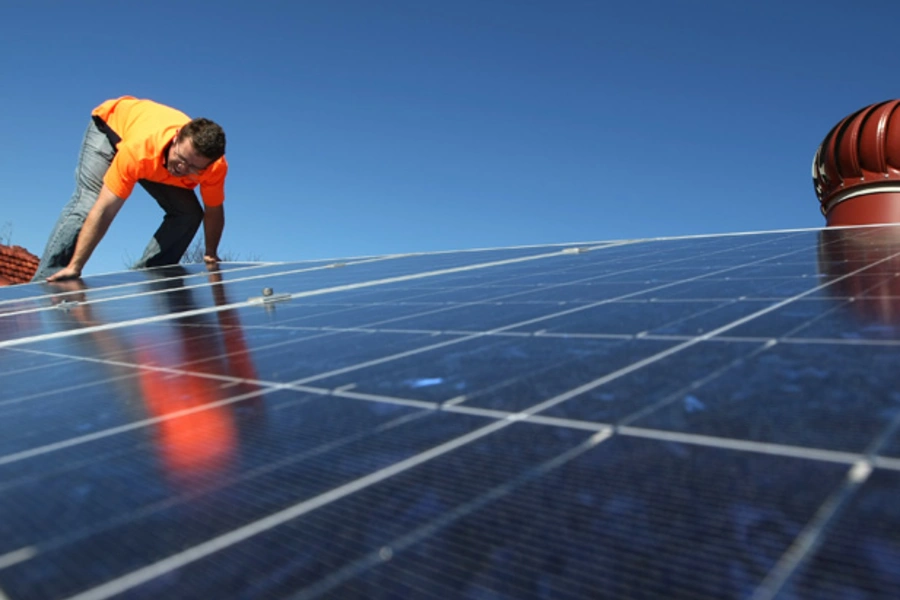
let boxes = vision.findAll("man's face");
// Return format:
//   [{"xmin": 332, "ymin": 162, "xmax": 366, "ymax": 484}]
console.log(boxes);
[{"xmin": 167, "ymin": 133, "xmax": 213, "ymax": 178}]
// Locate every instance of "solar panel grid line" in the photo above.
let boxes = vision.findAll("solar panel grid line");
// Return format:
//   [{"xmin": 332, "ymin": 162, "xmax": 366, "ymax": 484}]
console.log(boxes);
[
  {"xmin": 3, "ymin": 338, "xmax": 868, "ymax": 596},
  {"xmin": 858, "ymin": 402, "xmax": 900, "ymax": 461},
  {"xmin": 375, "ymin": 453, "xmax": 745, "ymax": 552},
  {"xmin": 0, "ymin": 226, "xmax": 820, "ymax": 315},
  {"xmin": 0, "ymin": 382, "xmax": 274, "ymax": 467},
  {"xmin": 614, "ymin": 340, "xmax": 774, "ymax": 427},
  {"xmin": 873, "ymin": 455, "xmax": 900, "ymax": 469},
  {"xmin": 0, "ymin": 230, "xmax": 808, "ymax": 408},
  {"xmin": 312, "ymin": 443, "xmax": 815, "ymax": 600},
  {"xmin": 280, "ymin": 244, "xmax": 833, "ymax": 390},
  {"xmin": 0, "ymin": 241, "xmax": 884, "ymax": 486},
  {"xmin": 26, "ymin": 256, "xmax": 872, "ymax": 600},
  {"xmin": 598, "ymin": 293, "xmax": 862, "ymax": 431},
  {"xmin": 388, "ymin": 239, "xmax": 625, "ymax": 255},
  {"xmin": 0, "ymin": 345, "xmax": 456, "ymax": 472},
  {"xmin": 0, "ymin": 356, "xmax": 75, "ymax": 378},
  {"xmin": 442, "ymin": 407, "xmax": 541, "ymax": 431},
  {"xmin": 283, "ymin": 430, "xmax": 614, "ymax": 600},
  {"xmin": 293, "ymin": 384, "xmax": 440, "ymax": 411},
  {"xmin": 0, "ymin": 353, "xmax": 268, "ymax": 451},
  {"xmin": 0, "ymin": 549, "xmax": 36, "ymax": 571},
  {"xmin": 0, "ymin": 436, "xmax": 860, "ymax": 596},
  {"xmin": 545, "ymin": 411, "xmax": 899, "ymax": 471},
  {"xmin": 14, "ymin": 442, "xmax": 362, "ymax": 576},
  {"xmin": 0, "ymin": 433, "xmax": 157, "ymax": 495},
  {"xmin": 14, "ymin": 410, "xmax": 437, "ymax": 565},
  {"xmin": 744, "ymin": 266, "xmax": 897, "ymax": 341},
  {"xmin": 617, "ymin": 427, "xmax": 872, "ymax": 468},
  {"xmin": 0, "ymin": 261, "xmax": 286, "ymax": 309},
  {"xmin": 515, "ymin": 248, "xmax": 900, "ymax": 421},
  {"xmin": 0, "ymin": 371, "xmax": 141, "ymax": 410},
  {"xmin": 716, "ymin": 335, "xmax": 900, "ymax": 347},
  {"xmin": 495, "ymin": 412, "xmax": 610, "ymax": 432},
  {"xmin": 749, "ymin": 462, "xmax": 873, "ymax": 600},
  {"xmin": 0, "ymin": 245, "xmax": 604, "ymax": 351},
  {"xmin": 5, "ymin": 345, "xmax": 266, "ymax": 392},
  {"xmin": 189, "ymin": 239, "xmax": 751, "ymax": 334},
  {"xmin": 60, "ymin": 418, "xmax": 515, "ymax": 600},
  {"xmin": 0, "ymin": 267, "xmax": 348, "ymax": 319},
  {"xmin": 0, "ymin": 300, "xmax": 884, "ymax": 468},
  {"xmin": 17, "ymin": 424, "xmax": 426, "ymax": 592},
  {"xmin": 0, "ymin": 227, "xmax": 808, "ymax": 350},
  {"xmin": 617, "ymin": 343, "xmax": 900, "ymax": 453},
  {"xmin": 3, "ymin": 227, "xmax": 896, "ymax": 596},
  {"xmin": 436, "ymin": 352, "xmax": 587, "ymax": 408},
  {"xmin": 2, "ymin": 412, "xmax": 390, "ymax": 550},
  {"xmin": 237, "ymin": 270, "xmax": 568, "ymax": 328},
  {"xmin": 535, "ymin": 330, "xmax": 644, "ymax": 341},
  {"xmin": 627, "ymin": 299, "xmax": 749, "ymax": 338}
]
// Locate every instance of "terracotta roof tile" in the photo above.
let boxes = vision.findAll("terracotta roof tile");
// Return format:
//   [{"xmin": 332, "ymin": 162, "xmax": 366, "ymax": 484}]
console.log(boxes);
[{"xmin": 0, "ymin": 245, "xmax": 39, "ymax": 285}]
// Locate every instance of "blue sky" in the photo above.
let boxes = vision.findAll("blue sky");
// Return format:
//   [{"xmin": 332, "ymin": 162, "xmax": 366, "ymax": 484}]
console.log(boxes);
[{"xmin": 2, "ymin": 0, "xmax": 898, "ymax": 276}]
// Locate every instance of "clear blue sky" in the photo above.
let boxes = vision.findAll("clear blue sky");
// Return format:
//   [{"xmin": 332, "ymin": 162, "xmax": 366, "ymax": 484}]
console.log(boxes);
[{"xmin": 2, "ymin": 0, "xmax": 897, "ymax": 275}]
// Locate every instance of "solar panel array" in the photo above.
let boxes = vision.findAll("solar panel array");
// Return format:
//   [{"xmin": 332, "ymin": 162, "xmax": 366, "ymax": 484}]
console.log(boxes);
[{"xmin": 1, "ymin": 225, "xmax": 899, "ymax": 599}]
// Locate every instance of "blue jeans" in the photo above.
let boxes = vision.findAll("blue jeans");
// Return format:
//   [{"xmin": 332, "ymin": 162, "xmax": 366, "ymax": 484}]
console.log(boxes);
[{"xmin": 32, "ymin": 118, "xmax": 204, "ymax": 281}]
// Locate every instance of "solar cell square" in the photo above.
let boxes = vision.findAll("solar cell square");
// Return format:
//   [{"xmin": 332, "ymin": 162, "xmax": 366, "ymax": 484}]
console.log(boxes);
[
  {"xmin": 781, "ymin": 469, "xmax": 900, "ymax": 599},
  {"xmin": 539, "ymin": 339, "xmax": 763, "ymax": 424},
  {"xmin": 629, "ymin": 342, "xmax": 900, "ymax": 453}
]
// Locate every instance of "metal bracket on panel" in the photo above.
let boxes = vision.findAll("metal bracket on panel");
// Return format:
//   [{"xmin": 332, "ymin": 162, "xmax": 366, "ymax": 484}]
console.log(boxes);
[
  {"xmin": 247, "ymin": 287, "xmax": 292, "ymax": 305},
  {"xmin": 328, "ymin": 262, "xmax": 347, "ymax": 268},
  {"xmin": 562, "ymin": 247, "xmax": 590, "ymax": 254},
  {"xmin": 54, "ymin": 300, "xmax": 80, "ymax": 311}
]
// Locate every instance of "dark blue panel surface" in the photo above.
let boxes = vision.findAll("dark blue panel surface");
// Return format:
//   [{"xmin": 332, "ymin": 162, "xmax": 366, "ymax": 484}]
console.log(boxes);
[
  {"xmin": 117, "ymin": 431, "xmax": 847, "ymax": 600},
  {"xmin": 0, "ymin": 396, "xmax": 490, "ymax": 599},
  {"xmin": 540, "ymin": 339, "xmax": 765, "ymax": 424},
  {"xmin": 507, "ymin": 298, "xmax": 776, "ymax": 336},
  {"xmin": 783, "ymin": 469, "xmax": 900, "ymax": 599},
  {"xmin": 2, "ymin": 226, "xmax": 900, "ymax": 600},
  {"xmin": 315, "ymin": 335, "xmax": 676, "ymax": 410},
  {"xmin": 631, "ymin": 341, "xmax": 900, "ymax": 452}
]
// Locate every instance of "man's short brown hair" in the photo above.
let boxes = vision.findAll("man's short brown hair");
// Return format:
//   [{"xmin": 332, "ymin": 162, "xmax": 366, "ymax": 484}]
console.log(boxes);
[{"xmin": 180, "ymin": 118, "xmax": 226, "ymax": 160}]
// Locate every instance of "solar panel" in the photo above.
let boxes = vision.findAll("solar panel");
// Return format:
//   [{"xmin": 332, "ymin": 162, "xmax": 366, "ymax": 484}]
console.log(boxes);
[{"xmin": 1, "ymin": 225, "xmax": 898, "ymax": 599}]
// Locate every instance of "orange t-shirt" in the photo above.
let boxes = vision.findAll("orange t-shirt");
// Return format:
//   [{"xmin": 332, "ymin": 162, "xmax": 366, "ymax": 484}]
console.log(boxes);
[{"xmin": 92, "ymin": 96, "xmax": 227, "ymax": 207}]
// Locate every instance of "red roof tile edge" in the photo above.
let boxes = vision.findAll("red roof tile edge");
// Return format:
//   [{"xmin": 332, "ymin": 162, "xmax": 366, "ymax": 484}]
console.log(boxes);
[{"xmin": 0, "ymin": 244, "xmax": 40, "ymax": 285}]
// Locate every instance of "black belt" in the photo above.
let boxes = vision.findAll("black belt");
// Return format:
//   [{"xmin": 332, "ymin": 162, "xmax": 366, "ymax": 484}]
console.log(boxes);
[{"xmin": 91, "ymin": 115, "xmax": 122, "ymax": 147}]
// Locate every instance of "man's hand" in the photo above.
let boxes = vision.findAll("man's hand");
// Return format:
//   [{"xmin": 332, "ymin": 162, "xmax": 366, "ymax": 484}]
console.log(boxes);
[
  {"xmin": 202, "ymin": 204, "xmax": 225, "ymax": 266},
  {"xmin": 46, "ymin": 266, "xmax": 83, "ymax": 282}
]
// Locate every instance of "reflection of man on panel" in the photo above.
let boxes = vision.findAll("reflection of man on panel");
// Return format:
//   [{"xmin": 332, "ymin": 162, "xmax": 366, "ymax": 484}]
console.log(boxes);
[
  {"xmin": 32, "ymin": 96, "xmax": 228, "ymax": 281},
  {"xmin": 51, "ymin": 268, "xmax": 262, "ymax": 489}
]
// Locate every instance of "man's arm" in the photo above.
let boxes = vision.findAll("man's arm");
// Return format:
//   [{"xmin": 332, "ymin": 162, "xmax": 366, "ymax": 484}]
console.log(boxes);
[
  {"xmin": 203, "ymin": 203, "xmax": 225, "ymax": 263},
  {"xmin": 46, "ymin": 185, "xmax": 125, "ymax": 281}
]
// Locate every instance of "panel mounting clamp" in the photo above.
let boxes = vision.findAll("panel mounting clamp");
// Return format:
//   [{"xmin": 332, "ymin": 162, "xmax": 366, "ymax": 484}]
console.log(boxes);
[{"xmin": 247, "ymin": 287, "xmax": 292, "ymax": 304}]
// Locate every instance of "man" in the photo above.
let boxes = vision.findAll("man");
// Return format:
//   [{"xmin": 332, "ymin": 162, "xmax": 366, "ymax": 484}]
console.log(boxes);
[{"xmin": 32, "ymin": 96, "xmax": 228, "ymax": 282}]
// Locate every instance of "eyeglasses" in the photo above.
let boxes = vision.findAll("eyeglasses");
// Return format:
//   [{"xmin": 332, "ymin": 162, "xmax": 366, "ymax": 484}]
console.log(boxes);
[{"xmin": 171, "ymin": 141, "xmax": 211, "ymax": 175}]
